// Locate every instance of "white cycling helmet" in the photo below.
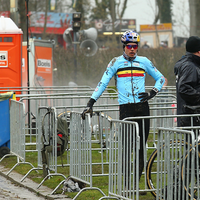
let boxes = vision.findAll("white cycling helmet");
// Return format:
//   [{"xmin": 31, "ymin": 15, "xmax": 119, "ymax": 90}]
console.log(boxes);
[{"xmin": 121, "ymin": 30, "xmax": 140, "ymax": 44}]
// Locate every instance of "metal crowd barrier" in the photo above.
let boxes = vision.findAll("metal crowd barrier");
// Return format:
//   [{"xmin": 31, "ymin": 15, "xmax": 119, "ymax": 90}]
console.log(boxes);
[
  {"xmin": 108, "ymin": 119, "xmax": 140, "ymax": 200},
  {"xmin": 2, "ymin": 86, "xmax": 184, "ymax": 197},
  {"xmin": 7, "ymin": 99, "xmax": 200, "ymax": 199},
  {"xmin": 69, "ymin": 112, "xmax": 142, "ymax": 200},
  {"xmin": 41, "ymin": 107, "xmax": 116, "ymax": 176},
  {"xmin": 151, "ymin": 93, "xmax": 177, "ymax": 128},
  {"xmin": 69, "ymin": 112, "xmax": 109, "ymax": 200},
  {"xmin": 34, "ymin": 105, "xmax": 178, "ymax": 179},
  {"xmin": 17, "ymin": 90, "xmax": 118, "ymax": 150},
  {"xmin": 10, "ymin": 99, "xmax": 26, "ymax": 161},
  {"xmin": 0, "ymin": 86, "xmax": 96, "ymax": 94},
  {"xmin": 3, "ymin": 100, "xmax": 35, "ymax": 176},
  {"xmin": 21, "ymin": 106, "xmax": 67, "ymax": 190},
  {"xmin": 115, "ymin": 113, "xmax": 200, "ymax": 199},
  {"xmin": 155, "ymin": 127, "xmax": 196, "ymax": 200},
  {"xmin": 7, "ymin": 93, "xmax": 178, "ymax": 163},
  {"xmin": 34, "ymin": 110, "xmax": 200, "ymax": 199},
  {"xmin": 69, "ymin": 112, "xmax": 92, "ymax": 186},
  {"xmin": 1, "ymin": 86, "xmax": 176, "ymax": 153}
]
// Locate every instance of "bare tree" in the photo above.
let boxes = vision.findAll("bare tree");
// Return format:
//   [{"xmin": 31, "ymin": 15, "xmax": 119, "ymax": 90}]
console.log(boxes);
[
  {"xmin": 154, "ymin": 0, "xmax": 172, "ymax": 24},
  {"xmin": 110, "ymin": 0, "xmax": 116, "ymax": 40},
  {"xmin": 16, "ymin": 0, "xmax": 67, "ymax": 41},
  {"xmin": 189, "ymin": 0, "xmax": 200, "ymax": 36},
  {"xmin": 150, "ymin": 0, "xmax": 172, "ymax": 46},
  {"xmin": 172, "ymin": 0, "xmax": 190, "ymax": 37},
  {"xmin": 0, "ymin": 0, "xmax": 9, "ymax": 13},
  {"xmin": 42, "ymin": 0, "xmax": 48, "ymax": 39},
  {"xmin": 109, "ymin": 0, "xmax": 128, "ymax": 34},
  {"xmin": 18, "ymin": 0, "xmax": 26, "ymax": 41}
]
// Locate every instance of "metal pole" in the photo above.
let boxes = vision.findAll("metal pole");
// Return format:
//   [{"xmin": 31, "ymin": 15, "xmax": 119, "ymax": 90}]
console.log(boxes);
[
  {"xmin": 26, "ymin": 0, "xmax": 30, "ymax": 132},
  {"xmin": 74, "ymin": 32, "xmax": 77, "ymax": 82}
]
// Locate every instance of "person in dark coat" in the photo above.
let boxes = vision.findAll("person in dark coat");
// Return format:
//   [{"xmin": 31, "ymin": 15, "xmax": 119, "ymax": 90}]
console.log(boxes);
[
  {"xmin": 174, "ymin": 36, "xmax": 200, "ymax": 200},
  {"xmin": 174, "ymin": 36, "xmax": 200, "ymax": 127}
]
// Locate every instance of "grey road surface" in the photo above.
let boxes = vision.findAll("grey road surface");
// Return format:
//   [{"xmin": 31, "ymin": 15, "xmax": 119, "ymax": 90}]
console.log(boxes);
[{"xmin": 0, "ymin": 175, "xmax": 45, "ymax": 200}]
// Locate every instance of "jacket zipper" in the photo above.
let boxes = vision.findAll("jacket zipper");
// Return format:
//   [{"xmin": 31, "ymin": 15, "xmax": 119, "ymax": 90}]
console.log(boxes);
[{"xmin": 131, "ymin": 61, "xmax": 135, "ymax": 103}]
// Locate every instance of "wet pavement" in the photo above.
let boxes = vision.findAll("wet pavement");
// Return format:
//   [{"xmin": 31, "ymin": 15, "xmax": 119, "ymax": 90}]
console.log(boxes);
[
  {"xmin": 0, "ymin": 165, "xmax": 72, "ymax": 200},
  {"xmin": 0, "ymin": 175, "xmax": 45, "ymax": 199}
]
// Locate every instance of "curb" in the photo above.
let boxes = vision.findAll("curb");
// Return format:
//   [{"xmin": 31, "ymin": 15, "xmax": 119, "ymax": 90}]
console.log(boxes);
[{"xmin": 0, "ymin": 165, "xmax": 72, "ymax": 200}]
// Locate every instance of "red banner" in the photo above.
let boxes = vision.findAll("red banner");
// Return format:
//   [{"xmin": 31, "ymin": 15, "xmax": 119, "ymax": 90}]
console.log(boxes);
[{"xmin": 0, "ymin": 11, "xmax": 10, "ymax": 17}]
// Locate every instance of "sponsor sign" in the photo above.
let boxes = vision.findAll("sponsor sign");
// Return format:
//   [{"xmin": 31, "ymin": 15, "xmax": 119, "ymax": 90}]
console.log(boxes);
[
  {"xmin": 95, "ymin": 19, "xmax": 136, "ymax": 32},
  {"xmin": 0, "ymin": 11, "xmax": 10, "ymax": 17},
  {"xmin": 37, "ymin": 59, "xmax": 51, "ymax": 73},
  {"xmin": 0, "ymin": 51, "xmax": 8, "ymax": 67},
  {"xmin": 29, "ymin": 12, "xmax": 72, "ymax": 28},
  {"xmin": 140, "ymin": 23, "xmax": 172, "ymax": 32}
]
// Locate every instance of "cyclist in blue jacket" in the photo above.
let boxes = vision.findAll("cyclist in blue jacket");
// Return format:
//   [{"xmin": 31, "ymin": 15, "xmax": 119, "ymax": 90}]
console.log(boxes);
[{"xmin": 82, "ymin": 30, "xmax": 165, "ymax": 189}]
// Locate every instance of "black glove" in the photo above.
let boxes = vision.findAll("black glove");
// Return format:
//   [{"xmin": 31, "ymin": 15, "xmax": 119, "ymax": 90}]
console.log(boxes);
[
  {"xmin": 81, "ymin": 98, "xmax": 96, "ymax": 120},
  {"xmin": 138, "ymin": 88, "xmax": 158, "ymax": 102}
]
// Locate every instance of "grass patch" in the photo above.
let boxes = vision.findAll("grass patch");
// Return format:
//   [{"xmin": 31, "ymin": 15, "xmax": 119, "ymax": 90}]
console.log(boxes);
[{"xmin": 0, "ymin": 132, "xmax": 158, "ymax": 200}]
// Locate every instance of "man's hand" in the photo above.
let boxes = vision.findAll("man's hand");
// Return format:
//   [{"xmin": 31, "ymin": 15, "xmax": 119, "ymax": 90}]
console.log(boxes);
[
  {"xmin": 81, "ymin": 98, "xmax": 96, "ymax": 120},
  {"xmin": 81, "ymin": 107, "xmax": 93, "ymax": 120},
  {"xmin": 138, "ymin": 88, "xmax": 158, "ymax": 102}
]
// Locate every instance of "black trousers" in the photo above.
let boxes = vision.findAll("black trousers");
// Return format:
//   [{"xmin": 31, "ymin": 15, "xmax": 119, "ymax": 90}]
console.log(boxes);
[{"xmin": 120, "ymin": 101, "xmax": 150, "ymax": 186}]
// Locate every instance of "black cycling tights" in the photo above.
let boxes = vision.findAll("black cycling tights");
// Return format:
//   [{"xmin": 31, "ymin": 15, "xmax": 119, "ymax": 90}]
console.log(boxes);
[{"xmin": 120, "ymin": 101, "xmax": 150, "ymax": 186}]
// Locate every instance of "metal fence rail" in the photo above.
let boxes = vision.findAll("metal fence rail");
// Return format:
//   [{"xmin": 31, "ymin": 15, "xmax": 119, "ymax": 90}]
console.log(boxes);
[
  {"xmin": 4, "ymin": 86, "xmax": 176, "ymax": 153},
  {"xmin": 109, "ymin": 119, "xmax": 140, "ymax": 200},
  {"xmin": 18, "ymin": 91, "xmax": 119, "ymax": 149},
  {"xmin": 155, "ymin": 127, "xmax": 196, "ymax": 200},
  {"xmin": 6, "ymin": 95, "xmax": 200, "ymax": 200},
  {"xmin": 35, "ymin": 107, "xmax": 180, "ymax": 180},
  {"xmin": 46, "ymin": 111, "xmax": 200, "ymax": 200},
  {"xmin": 21, "ymin": 106, "xmax": 68, "ymax": 191},
  {"xmin": 69, "ymin": 112, "xmax": 110, "ymax": 200},
  {"xmin": 70, "ymin": 112, "xmax": 92, "ymax": 186},
  {"xmin": 10, "ymin": 99, "xmax": 26, "ymax": 161},
  {"xmin": 5, "ymin": 100, "xmax": 35, "ymax": 176}
]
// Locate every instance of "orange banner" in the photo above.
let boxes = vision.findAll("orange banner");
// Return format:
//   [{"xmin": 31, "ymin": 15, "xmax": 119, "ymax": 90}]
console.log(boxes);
[{"xmin": 140, "ymin": 23, "xmax": 172, "ymax": 32}]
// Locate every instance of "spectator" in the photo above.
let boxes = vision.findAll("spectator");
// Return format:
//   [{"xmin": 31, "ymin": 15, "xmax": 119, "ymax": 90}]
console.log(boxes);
[
  {"xmin": 160, "ymin": 41, "xmax": 168, "ymax": 48},
  {"xmin": 142, "ymin": 41, "xmax": 150, "ymax": 49},
  {"xmin": 174, "ymin": 36, "xmax": 200, "ymax": 127},
  {"xmin": 174, "ymin": 35, "xmax": 200, "ymax": 200}
]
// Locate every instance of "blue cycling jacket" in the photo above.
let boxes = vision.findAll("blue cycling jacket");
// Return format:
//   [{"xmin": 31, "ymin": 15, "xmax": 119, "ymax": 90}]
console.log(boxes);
[{"xmin": 91, "ymin": 55, "xmax": 165, "ymax": 105}]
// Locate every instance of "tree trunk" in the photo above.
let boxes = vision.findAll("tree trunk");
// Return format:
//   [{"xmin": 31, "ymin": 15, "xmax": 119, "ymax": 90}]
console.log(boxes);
[
  {"xmin": 110, "ymin": 0, "xmax": 115, "ymax": 42},
  {"xmin": 42, "ymin": 0, "xmax": 48, "ymax": 39},
  {"xmin": 18, "ymin": 0, "xmax": 26, "ymax": 41},
  {"xmin": 189, "ymin": 0, "xmax": 200, "ymax": 36}
]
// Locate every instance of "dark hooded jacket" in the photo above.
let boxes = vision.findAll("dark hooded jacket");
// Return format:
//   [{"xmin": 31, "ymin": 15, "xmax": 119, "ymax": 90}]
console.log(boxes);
[{"xmin": 174, "ymin": 52, "xmax": 200, "ymax": 126}]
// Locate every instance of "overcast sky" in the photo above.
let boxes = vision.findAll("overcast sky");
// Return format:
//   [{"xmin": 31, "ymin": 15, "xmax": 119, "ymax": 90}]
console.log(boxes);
[
  {"xmin": 122, "ymin": 0, "xmax": 190, "ymax": 37},
  {"xmin": 66, "ymin": 0, "xmax": 190, "ymax": 38}
]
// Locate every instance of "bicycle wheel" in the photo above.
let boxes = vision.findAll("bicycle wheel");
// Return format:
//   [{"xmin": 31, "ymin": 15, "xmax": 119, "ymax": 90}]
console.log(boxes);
[
  {"xmin": 146, "ymin": 140, "xmax": 184, "ymax": 199},
  {"xmin": 146, "ymin": 148, "xmax": 158, "ymax": 198},
  {"xmin": 181, "ymin": 142, "xmax": 200, "ymax": 200}
]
